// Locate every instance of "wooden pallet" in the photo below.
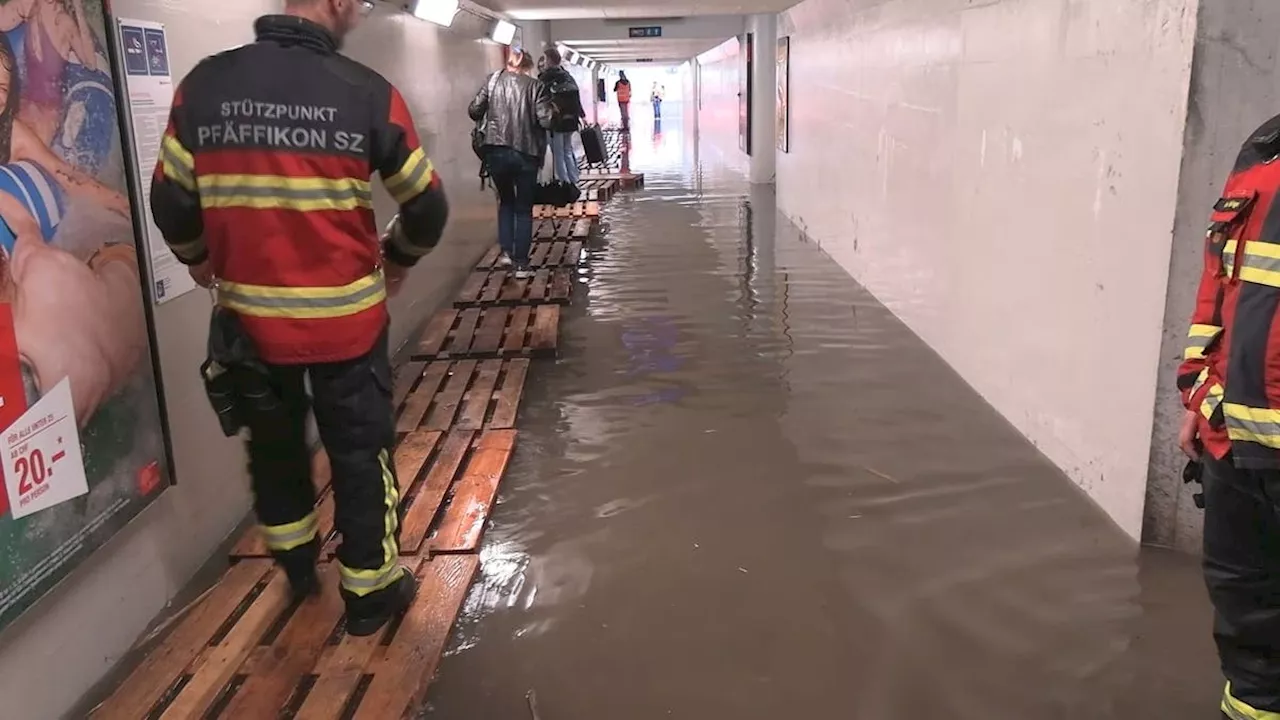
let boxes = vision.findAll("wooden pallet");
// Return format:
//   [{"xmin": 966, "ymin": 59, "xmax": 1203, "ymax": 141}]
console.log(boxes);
[
  {"xmin": 580, "ymin": 171, "xmax": 645, "ymax": 190},
  {"xmin": 533, "ymin": 201, "xmax": 600, "ymax": 219},
  {"xmin": 476, "ymin": 241, "xmax": 582, "ymax": 269},
  {"xmin": 395, "ymin": 359, "xmax": 528, "ymax": 433},
  {"xmin": 534, "ymin": 218, "xmax": 592, "ymax": 241},
  {"xmin": 455, "ymin": 269, "xmax": 571, "ymax": 308},
  {"xmin": 90, "ymin": 554, "xmax": 479, "ymax": 720},
  {"xmin": 228, "ymin": 429, "xmax": 519, "ymax": 560},
  {"xmin": 578, "ymin": 179, "xmax": 617, "ymax": 202},
  {"xmin": 414, "ymin": 306, "xmax": 559, "ymax": 361}
]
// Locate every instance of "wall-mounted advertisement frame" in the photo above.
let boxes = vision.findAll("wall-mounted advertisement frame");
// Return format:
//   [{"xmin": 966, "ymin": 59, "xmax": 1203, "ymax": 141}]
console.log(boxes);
[{"xmin": 0, "ymin": 0, "xmax": 176, "ymax": 633}]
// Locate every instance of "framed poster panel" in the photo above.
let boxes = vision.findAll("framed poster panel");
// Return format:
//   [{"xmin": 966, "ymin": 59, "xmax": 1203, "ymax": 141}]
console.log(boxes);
[
  {"xmin": 777, "ymin": 37, "xmax": 790, "ymax": 153},
  {"xmin": 740, "ymin": 32, "xmax": 753, "ymax": 156},
  {"xmin": 0, "ymin": 0, "xmax": 175, "ymax": 632}
]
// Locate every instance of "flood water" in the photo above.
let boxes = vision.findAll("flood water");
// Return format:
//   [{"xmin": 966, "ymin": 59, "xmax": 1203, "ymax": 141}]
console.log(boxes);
[{"xmin": 421, "ymin": 110, "xmax": 1221, "ymax": 719}]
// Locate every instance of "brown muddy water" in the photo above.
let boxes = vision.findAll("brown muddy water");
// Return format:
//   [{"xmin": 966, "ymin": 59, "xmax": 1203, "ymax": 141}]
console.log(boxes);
[{"xmin": 421, "ymin": 112, "xmax": 1221, "ymax": 719}]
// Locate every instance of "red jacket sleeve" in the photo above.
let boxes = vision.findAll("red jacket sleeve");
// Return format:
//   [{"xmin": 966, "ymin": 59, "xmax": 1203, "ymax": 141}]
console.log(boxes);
[
  {"xmin": 372, "ymin": 84, "xmax": 448, "ymax": 267},
  {"xmin": 149, "ymin": 80, "xmax": 207, "ymax": 266}
]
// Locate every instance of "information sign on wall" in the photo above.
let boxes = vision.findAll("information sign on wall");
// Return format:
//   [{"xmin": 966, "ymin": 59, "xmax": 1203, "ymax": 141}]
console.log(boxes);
[{"xmin": 628, "ymin": 26, "xmax": 662, "ymax": 38}]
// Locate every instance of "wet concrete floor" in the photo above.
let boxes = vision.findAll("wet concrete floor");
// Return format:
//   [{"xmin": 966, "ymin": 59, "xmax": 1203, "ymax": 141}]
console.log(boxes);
[{"xmin": 422, "ymin": 112, "xmax": 1222, "ymax": 719}]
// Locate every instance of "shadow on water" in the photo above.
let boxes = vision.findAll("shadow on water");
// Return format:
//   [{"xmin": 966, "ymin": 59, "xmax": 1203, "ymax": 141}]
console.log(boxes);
[{"xmin": 421, "ymin": 111, "xmax": 1221, "ymax": 719}]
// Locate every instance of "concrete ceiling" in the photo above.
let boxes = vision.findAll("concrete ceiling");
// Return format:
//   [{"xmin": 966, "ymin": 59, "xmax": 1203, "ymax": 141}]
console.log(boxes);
[
  {"xmin": 561, "ymin": 38, "xmax": 722, "ymax": 63},
  {"xmin": 495, "ymin": 0, "xmax": 792, "ymax": 20}
]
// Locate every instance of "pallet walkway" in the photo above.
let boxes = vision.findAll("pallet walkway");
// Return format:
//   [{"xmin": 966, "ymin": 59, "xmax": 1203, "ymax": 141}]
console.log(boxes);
[
  {"xmin": 535, "ymin": 218, "xmax": 592, "ymax": 242},
  {"xmin": 413, "ymin": 306, "xmax": 560, "ymax": 360},
  {"xmin": 579, "ymin": 178, "xmax": 617, "ymax": 202},
  {"xmin": 533, "ymin": 200, "xmax": 600, "ymax": 220},
  {"xmin": 94, "ymin": 134, "xmax": 652, "ymax": 720},
  {"xmin": 476, "ymin": 241, "xmax": 582, "ymax": 269},
  {"xmin": 581, "ymin": 171, "xmax": 645, "ymax": 190},
  {"xmin": 456, "ymin": 268, "xmax": 572, "ymax": 307}
]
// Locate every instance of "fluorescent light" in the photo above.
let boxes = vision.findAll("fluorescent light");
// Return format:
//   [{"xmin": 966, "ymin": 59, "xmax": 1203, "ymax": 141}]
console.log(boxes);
[
  {"xmin": 490, "ymin": 20, "xmax": 515, "ymax": 45},
  {"xmin": 412, "ymin": 0, "xmax": 458, "ymax": 27}
]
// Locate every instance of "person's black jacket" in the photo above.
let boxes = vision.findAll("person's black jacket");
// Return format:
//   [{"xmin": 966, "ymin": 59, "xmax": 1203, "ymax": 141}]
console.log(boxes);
[
  {"xmin": 469, "ymin": 70, "xmax": 554, "ymax": 159},
  {"xmin": 538, "ymin": 66, "xmax": 585, "ymax": 133}
]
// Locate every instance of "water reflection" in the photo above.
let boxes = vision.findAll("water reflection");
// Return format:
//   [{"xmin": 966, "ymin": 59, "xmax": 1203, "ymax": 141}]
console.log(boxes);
[{"xmin": 421, "ymin": 110, "xmax": 1220, "ymax": 719}]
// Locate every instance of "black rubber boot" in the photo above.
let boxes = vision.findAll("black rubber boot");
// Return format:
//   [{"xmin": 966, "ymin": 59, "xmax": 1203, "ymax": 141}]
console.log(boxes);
[
  {"xmin": 344, "ymin": 567, "xmax": 418, "ymax": 637},
  {"xmin": 275, "ymin": 537, "xmax": 321, "ymax": 601}
]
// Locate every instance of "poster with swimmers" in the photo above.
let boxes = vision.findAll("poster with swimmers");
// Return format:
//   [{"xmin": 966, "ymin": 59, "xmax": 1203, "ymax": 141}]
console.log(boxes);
[{"xmin": 0, "ymin": 0, "xmax": 171, "ymax": 632}]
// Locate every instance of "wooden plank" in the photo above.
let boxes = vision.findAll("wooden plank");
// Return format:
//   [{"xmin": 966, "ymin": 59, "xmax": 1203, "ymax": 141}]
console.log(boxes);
[
  {"xmin": 529, "ymin": 305, "xmax": 560, "ymax": 355},
  {"xmin": 391, "ymin": 361, "xmax": 425, "ymax": 411},
  {"xmin": 292, "ymin": 627, "xmax": 386, "ymax": 720},
  {"xmin": 502, "ymin": 306, "xmax": 532, "ymax": 356},
  {"xmin": 90, "ymin": 562, "xmax": 274, "ymax": 719},
  {"xmin": 475, "ymin": 246, "xmax": 502, "ymax": 270},
  {"xmin": 220, "ymin": 565, "xmax": 345, "ymax": 718},
  {"xmin": 396, "ymin": 362, "xmax": 449, "ymax": 434},
  {"xmin": 424, "ymin": 360, "xmax": 475, "ymax": 431},
  {"xmin": 550, "ymin": 268, "xmax": 572, "ymax": 303},
  {"xmin": 415, "ymin": 310, "xmax": 456, "ymax": 358},
  {"xmin": 585, "ymin": 201, "xmax": 601, "ymax": 217},
  {"xmin": 571, "ymin": 219, "xmax": 592, "ymax": 239},
  {"xmin": 451, "ymin": 308, "xmax": 481, "ymax": 356},
  {"xmin": 488, "ymin": 359, "xmax": 529, "ymax": 430},
  {"xmin": 431, "ymin": 430, "xmax": 517, "ymax": 552},
  {"xmin": 159, "ymin": 570, "xmax": 292, "ymax": 719},
  {"xmin": 350, "ymin": 555, "xmax": 480, "ymax": 720},
  {"xmin": 530, "ymin": 243, "xmax": 550, "ymax": 266},
  {"xmin": 456, "ymin": 360, "xmax": 502, "ymax": 430},
  {"xmin": 455, "ymin": 272, "xmax": 487, "ymax": 305},
  {"xmin": 400, "ymin": 430, "xmax": 474, "ymax": 554},
  {"xmin": 471, "ymin": 307, "xmax": 508, "ymax": 356}
]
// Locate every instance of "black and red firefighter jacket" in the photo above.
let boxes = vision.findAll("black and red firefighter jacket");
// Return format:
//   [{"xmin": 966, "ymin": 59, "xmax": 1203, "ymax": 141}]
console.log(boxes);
[
  {"xmin": 1179, "ymin": 114, "xmax": 1280, "ymax": 469},
  {"xmin": 150, "ymin": 14, "xmax": 448, "ymax": 365}
]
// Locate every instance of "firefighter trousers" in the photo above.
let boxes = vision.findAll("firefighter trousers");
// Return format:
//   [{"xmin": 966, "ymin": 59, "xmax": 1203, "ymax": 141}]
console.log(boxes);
[
  {"xmin": 1204, "ymin": 454, "xmax": 1280, "ymax": 717},
  {"xmin": 244, "ymin": 329, "xmax": 404, "ymax": 602}
]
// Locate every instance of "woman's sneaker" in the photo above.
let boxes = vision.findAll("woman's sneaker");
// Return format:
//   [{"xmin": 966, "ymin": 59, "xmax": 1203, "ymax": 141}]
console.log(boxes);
[
  {"xmin": 496, "ymin": 252, "xmax": 513, "ymax": 268},
  {"xmin": 514, "ymin": 265, "xmax": 534, "ymax": 280}
]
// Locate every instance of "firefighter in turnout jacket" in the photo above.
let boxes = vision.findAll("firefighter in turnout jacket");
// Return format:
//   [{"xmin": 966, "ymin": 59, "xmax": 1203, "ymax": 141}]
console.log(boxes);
[
  {"xmin": 150, "ymin": 0, "xmax": 449, "ymax": 636},
  {"xmin": 1180, "ymin": 113, "xmax": 1280, "ymax": 718}
]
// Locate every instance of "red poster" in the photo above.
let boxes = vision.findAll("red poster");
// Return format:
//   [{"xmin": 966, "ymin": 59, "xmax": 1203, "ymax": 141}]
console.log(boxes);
[{"xmin": 0, "ymin": 303, "xmax": 29, "ymax": 517}]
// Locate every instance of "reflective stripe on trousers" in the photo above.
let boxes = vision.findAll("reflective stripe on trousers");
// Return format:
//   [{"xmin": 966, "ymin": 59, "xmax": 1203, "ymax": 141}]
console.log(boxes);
[
  {"xmin": 338, "ymin": 448, "xmax": 403, "ymax": 597},
  {"xmin": 261, "ymin": 511, "xmax": 319, "ymax": 552},
  {"xmin": 1225, "ymin": 683, "xmax": 1280, "ymax": 719},
  {"xmin": 218, "ymin": 270, "xmax": 386, "ymax": 320}
]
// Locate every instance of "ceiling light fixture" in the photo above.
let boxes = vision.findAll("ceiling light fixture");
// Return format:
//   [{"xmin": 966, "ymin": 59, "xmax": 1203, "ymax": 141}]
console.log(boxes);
[
  {"xmin": 412, "ymin": 0, "xmax": 458, "ymax": 27},
  {"xmin": 490, "ymin": 19, "xmax": 516, "ymax": 45}
]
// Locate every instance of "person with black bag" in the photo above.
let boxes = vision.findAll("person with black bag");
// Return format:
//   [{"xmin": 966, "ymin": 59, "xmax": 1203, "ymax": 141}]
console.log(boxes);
[
  {"xmin": 469, "ymin": 46, "xmax": 554, "ymax": 278},
  {"xmin": 538, "ymin": 48, "xmax": 585, "ymax": 189}
]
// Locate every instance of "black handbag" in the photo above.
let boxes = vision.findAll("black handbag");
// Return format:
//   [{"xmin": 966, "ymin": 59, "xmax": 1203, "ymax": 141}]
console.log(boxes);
[{"xmin": 472, "ymin": 71, "xmax": 502, "ymax": 184}]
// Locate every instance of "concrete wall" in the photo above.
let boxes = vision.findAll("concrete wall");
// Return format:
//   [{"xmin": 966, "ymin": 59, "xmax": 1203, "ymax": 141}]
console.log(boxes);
[
  {"xmin": 0, "ymin": 2, "xmax": 502, "ymax": 717},
  {"xmin": 695, "ymin": 37, "xmax": 742, "ymax": 160},
  {"xmin": 1146, "ymin": 0, "xmax": 1280, "ymax": 551},
  {"xmin": 772, "ymin": 0, "xmax": 1199, "ymax": 540}
]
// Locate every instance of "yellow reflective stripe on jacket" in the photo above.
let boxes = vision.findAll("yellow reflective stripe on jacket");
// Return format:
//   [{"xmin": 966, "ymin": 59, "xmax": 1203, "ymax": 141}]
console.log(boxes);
[
  {"xmin": 384, "ymin": 147, "xmax": 434, "ymax": 204},
  {"xmin": 261, "ymin": 512, "xmax": 319, "ymax": 552},
  {"xmin": 1225, "ymin": 239, "xmax": 1239, "ymax": 279},
  {"xmin": 1189, "ymin": 367, "xmax": 1210, "ymax": 399},
  {"xmin": 218, "ymin": 271, "xmax": 386, "ymax": 319},
  {"xmin": 1201, "ymin": 384, "xmax": 1225, "ymax": 422},
  {"xmin": 1223, "ymin": 683, "xmax": 1280, "ymax": 720},
  {"xmin": 1231, "ymin": 240, "xmax": 1280, "ymax": 288},
  {"xmin": 161, "ymin": 135, "xmax": 196, "ymax": 192},
  {"xmin": 197, "ymin": 174, "xmax": 373, "ymax": 212},
  {"xmin": 1225, "ymin": 402, "xmax": 1280, "ymax": 448},
  {"xmin": 1185, "ymin": 323, "xmax": 1223, "ymax": 360},
  {"xmin": 339, "ymin": 449, "xmax": 402, "ymax": 597}
]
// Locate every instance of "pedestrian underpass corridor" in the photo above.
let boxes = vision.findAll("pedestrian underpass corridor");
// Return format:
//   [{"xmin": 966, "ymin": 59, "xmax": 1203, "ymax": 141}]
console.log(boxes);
[{"xmin": 419, "ymin": 111, "xmax": 1220, "ymax": 718}]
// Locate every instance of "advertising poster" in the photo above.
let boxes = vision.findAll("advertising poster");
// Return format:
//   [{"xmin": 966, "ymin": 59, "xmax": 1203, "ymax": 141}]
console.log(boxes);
[
  {"xmin": 117, "ymin": 17, "xmax": 194, "ymax": 304},
  {"xmin": 0, "ymin": 0, "xmax": 171, "ymax": 631},
  {"xmin": 776, "ymin": 37, "xmax": 789, "ymax": 153}
]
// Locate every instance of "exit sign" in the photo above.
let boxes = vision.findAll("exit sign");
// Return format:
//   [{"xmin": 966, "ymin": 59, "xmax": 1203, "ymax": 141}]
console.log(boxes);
[{"xmin": 629, "ymin": 26, "xmax": 662, "ymax": 38}]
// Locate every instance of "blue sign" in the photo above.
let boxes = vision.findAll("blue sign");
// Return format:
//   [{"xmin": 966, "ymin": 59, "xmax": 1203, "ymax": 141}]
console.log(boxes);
[{"xmin": 628, "ymin": 26, "xmax": 662, "ymax": 38}]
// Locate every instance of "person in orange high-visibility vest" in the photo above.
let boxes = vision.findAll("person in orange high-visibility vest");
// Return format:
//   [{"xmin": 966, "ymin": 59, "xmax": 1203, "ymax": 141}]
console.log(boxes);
[
  {"xmin": 614, "ymin": 71, "xmax": 632, "ymax": 132},
  {"xmin": 150, "ymin": 0, "xmax": 449, "ymax": 637}
]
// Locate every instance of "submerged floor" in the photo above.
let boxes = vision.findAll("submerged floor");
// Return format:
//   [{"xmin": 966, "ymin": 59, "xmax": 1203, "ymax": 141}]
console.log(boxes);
[{"xmin": 422, "ymin": 112, "xmax": 1220, "ymax": 718}]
